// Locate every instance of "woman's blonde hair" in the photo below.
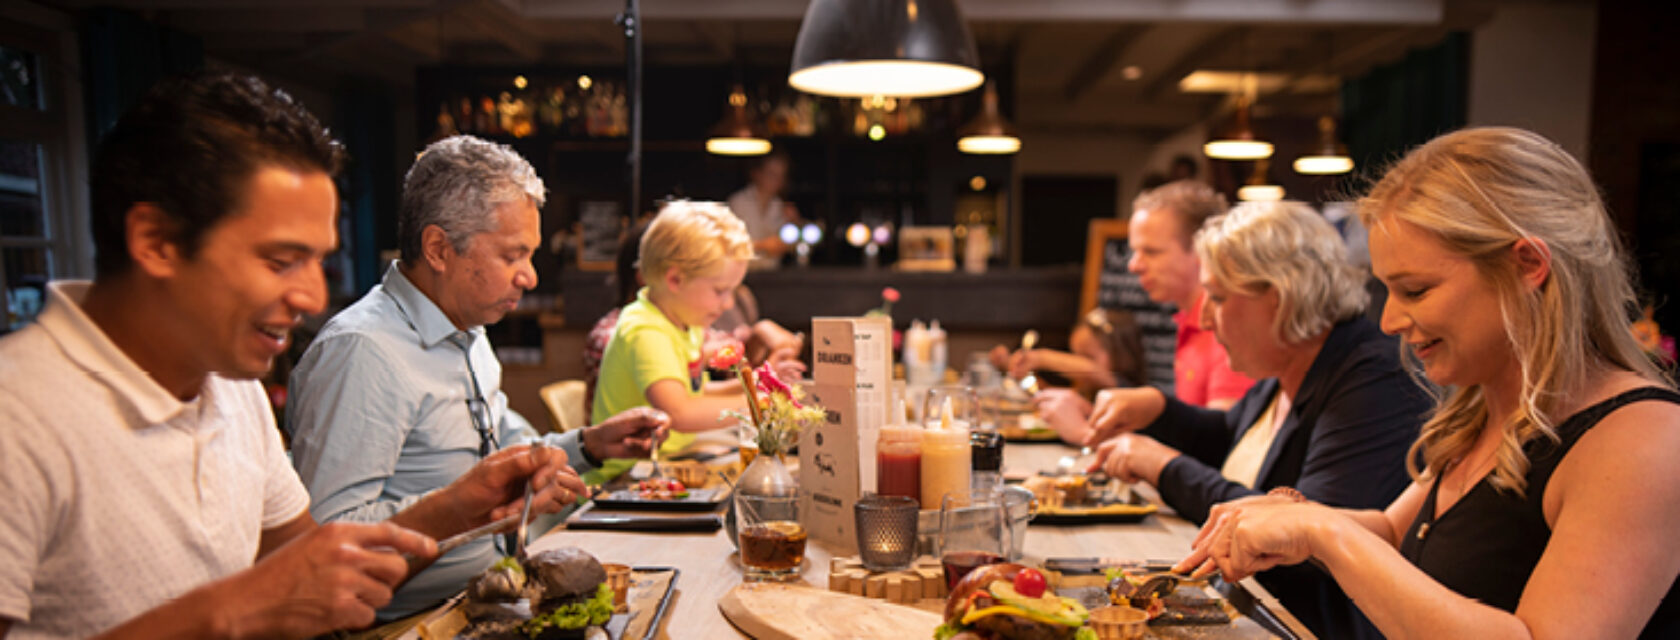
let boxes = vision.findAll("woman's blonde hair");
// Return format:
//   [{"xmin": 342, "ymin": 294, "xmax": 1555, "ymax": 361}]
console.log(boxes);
[
  {"xmin": 1195, "ymin": 201, "xmax": 1369, "ymax": 344},
  {"xmin": 1358, "ymin": 126, "xmax": 1668, "ymax": 495},
  {"xmin": 639, "ymin": 200, "xmax": 754, "ymax": 286}
]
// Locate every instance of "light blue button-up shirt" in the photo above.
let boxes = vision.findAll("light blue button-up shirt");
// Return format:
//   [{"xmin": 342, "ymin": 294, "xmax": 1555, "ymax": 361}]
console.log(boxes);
[{"xmin": 286, "ymin": 262, "xmax": 592, "ymax": 619}]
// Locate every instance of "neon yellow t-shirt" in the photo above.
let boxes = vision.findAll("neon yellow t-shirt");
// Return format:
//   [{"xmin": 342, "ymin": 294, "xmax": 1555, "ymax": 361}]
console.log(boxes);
[{"xmin": 588, "ymin": 288, "xmax": 706, "ymax": 482}]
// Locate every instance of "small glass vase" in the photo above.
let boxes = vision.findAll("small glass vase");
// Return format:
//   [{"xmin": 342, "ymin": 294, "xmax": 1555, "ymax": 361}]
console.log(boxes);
[{"xmin": 726, "ymin": 451, "xmax": 797, "ymax": 550}]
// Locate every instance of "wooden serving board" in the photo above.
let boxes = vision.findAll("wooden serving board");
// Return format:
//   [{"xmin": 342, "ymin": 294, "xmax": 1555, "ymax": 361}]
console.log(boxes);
[{"xmin": 718, "ymin": 582, "xmax": 943, "ymax": 640}]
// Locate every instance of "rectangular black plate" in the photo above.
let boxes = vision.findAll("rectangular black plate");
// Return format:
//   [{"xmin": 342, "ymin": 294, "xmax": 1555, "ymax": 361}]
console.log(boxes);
[{"xmin": 592, "ymin": 487, "xmax": 728, "ymax": 512}]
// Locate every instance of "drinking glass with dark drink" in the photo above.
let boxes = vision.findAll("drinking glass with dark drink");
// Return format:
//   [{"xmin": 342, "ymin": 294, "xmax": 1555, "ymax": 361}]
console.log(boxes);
[
  {"xmin": 737, "ymin": 492, "xmax": 805, "ymax": 580},
  {"xmin": 940, "ymin": 549, "xmax": 1005, "ymax": 591},
  {"xmin": 937, "ymin": 494, "xmax": 1014, "ymax": 589}
]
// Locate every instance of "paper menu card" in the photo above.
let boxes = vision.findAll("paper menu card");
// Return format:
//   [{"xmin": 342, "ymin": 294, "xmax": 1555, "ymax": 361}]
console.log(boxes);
[{"xmin": 800, "ymin": 316, "xmax": 893, "ymax": 553}]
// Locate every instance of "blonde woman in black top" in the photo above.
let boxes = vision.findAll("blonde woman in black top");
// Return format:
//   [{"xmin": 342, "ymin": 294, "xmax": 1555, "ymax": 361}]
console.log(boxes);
[{"xmin": 1179, "ymin": 127, "xmax": 1680, "ymax": 638}]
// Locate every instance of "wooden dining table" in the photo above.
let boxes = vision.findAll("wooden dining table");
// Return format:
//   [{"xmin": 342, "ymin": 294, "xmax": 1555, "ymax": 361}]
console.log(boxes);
[{"xmin": 514, "ymin": 435, "xmax": 1311, "ymax": 639}]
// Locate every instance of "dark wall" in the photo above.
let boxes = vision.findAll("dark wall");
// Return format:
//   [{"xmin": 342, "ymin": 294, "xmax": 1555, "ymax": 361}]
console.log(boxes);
[{"xmin": 1589, "ymin": 2, "xmax": 1680, "ymax": 332}]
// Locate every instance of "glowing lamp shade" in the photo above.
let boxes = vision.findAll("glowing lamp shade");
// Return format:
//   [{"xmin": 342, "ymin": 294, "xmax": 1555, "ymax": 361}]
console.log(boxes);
[
  {"xmin": 1238, "ymin": 184, "xmax": 1286, "ymax": 201},
  {"xmin": 707, "ymin": 84, "xmax": 770, "ymax": 156},
  {"xmin": 800, "ymin": 223, "xmax": 823, "ymax": 245},
  {"xmin": 789, "ymin": 0, "xmax": 983, "ymax": 98},
  {"xmin": 779, "ymin": 223, "xmax": 802, "ymax": 245},
  {"xmin": 1203, "ymin": 139, "xmax": 1274, "ymax": 161},
  {"xmin": 957, "ymin": 135, "xmax": 1020, "ymax": 154},
  {"xmin": 1293, "ymin": 155, "xmax": 1355, "ymax": 175},
  {"xmin": 706, "ymin": 138, "xmax": 772, "ymax": 156}
]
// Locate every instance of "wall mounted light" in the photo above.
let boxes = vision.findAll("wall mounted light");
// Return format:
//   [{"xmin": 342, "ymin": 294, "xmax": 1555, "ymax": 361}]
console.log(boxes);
[{"xmin": 789, "ymin": 0, "xmax": 983, "ymax": 98}]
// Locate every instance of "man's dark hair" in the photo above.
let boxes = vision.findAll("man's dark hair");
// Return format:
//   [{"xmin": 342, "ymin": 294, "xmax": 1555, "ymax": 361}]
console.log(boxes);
[{"xmin": 90, "ymin": 71, "xmax": 345, "ymax": 277}]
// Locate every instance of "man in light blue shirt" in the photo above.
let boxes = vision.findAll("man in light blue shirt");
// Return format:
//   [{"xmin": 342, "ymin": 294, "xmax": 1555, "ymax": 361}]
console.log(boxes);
[{"xmin": 286, "ymin": 135, "xmax": 668, "ymax": 620}]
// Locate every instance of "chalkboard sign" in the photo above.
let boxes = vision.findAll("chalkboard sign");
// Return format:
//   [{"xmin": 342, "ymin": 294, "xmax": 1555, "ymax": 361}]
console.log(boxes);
[
  {"xmin": 576, "ymin": 200, "xmax": 624, "ymax": 271},
  {"xmin": 1080, "ymin": 218, "xmax": 1178, "ymax": 393}
]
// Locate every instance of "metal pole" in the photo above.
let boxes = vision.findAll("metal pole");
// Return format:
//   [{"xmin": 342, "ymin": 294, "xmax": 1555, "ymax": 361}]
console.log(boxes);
[{"xmin": 617, "ymin": 0, "xmax": 643, "ymax": 220}]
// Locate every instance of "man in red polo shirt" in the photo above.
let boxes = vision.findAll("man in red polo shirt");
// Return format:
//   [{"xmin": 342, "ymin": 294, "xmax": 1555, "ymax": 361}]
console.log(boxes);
[{"xmin": 1125, "ymin": 180, "xmax": 1254, "ymax": 409}]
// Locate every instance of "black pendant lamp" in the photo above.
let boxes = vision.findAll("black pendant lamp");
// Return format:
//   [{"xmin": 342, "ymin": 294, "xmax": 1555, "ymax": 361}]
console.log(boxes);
[
  {"xmin": 789, "ymin": 0, "xmax": 984, "ymax": 98},
  {"xmin": 706, "ymin": 84, "xmax": 771, "ymax": 156}
]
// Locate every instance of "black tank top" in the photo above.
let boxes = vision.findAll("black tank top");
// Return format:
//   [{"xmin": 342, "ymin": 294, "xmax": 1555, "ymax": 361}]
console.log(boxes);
[{"xmin": 1399, "ymin": 387, "xmax": 1680, "ymax": 636}]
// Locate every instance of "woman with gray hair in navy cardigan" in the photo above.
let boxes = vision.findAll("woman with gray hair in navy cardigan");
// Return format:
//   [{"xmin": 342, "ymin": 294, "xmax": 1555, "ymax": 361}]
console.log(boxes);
[{"xmin": 1085, "ymin": 200, "xmax": 1430, "ymax": 640}]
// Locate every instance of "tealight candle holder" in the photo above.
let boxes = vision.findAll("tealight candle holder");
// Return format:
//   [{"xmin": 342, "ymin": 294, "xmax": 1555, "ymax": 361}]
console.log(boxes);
[{"xmin": 854, "ymin": 493, "xmax": 919, "ymax": 572}]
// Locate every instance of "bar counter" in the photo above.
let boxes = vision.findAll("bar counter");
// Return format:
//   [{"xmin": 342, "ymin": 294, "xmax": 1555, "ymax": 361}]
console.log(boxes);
[{"xmin": 560, "ymin": 266, "xmax": 1084, "ymax": 332}]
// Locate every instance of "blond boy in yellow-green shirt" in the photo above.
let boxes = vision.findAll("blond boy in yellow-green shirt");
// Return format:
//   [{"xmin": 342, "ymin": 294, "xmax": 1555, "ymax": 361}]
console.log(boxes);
[{"xmin": 591, "ymin": 201, "xmax": 790, "ymax": 481}]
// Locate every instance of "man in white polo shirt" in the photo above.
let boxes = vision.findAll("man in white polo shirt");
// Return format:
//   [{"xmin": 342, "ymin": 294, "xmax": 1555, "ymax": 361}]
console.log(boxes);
[{"xmin": 0, "ymin": 71, "xmax": 585, "ymax": 640}]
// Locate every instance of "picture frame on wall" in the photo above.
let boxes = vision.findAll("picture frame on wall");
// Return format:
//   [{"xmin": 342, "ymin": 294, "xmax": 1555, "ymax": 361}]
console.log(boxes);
[{"xmin": 896, "ymin": 226, "xmax": 955, "ymax": 272}]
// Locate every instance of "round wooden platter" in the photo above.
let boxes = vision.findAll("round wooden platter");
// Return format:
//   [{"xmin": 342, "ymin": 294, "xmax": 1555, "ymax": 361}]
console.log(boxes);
[{"xmin": 718, "ymin": 582, "xmax": 944, "ymax": 640}]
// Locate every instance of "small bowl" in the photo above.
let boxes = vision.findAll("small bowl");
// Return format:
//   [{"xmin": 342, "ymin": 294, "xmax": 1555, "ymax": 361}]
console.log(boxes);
[
  {"xmin": 1088, "ymin": 605, "xmax": 1149, "ymax": 640},
  {"xmin": 665, "ymin": 460, "xmax": 711, "ymax": 488}
]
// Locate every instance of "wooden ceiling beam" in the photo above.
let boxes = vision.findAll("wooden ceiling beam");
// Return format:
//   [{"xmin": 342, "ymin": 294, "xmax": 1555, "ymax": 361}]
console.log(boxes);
[
  {"xmin": 60, "ymin": 0, "xmax": 434, "ymax": 8},
  {"xmin": 161, "ymin": 8, "xmax": 368, "ymax": 33},
  {"xmin": 1141, "ymin": 25, "xmax": 1246, "ymax": 101},
  {"xmin": 1061, "ymin": 24, "xmax": 1148, "ymax": 103},
  {"xmin": 451, "ymin": 0, "xmax": 541, "ymax": 62}
]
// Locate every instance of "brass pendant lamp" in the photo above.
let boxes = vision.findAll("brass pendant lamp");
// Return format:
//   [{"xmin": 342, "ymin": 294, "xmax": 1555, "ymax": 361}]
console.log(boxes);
[
  {"xmin": 1293, "ymin": 115, "xmax": 1354, "ymax": 174},
  {"xmin": 957, "ymin": 81, "xmax": 1019, "ymax": 154},
  {"xmin": 1204, "ymin": 92, "xmax": 1273, "ymax": 160},
  {"xmin": 706, "ymin": 84, "xmax": 771, "ymax": 156},
  {"xmin": 1238, "ymin": 158, "xmax": 1284, "ymax": 201}
]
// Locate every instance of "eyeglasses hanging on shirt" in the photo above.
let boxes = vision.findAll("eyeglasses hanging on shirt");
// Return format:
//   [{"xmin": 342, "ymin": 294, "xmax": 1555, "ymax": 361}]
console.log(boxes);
[{"xmin": 454, "ymin": 333, "xmax": 499, "ymax": 457}]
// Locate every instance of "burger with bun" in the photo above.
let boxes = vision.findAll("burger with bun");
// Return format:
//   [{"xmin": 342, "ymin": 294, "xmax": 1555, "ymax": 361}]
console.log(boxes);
[{"xmin": 935, "ymin": 563, "xmax": 1096, "ymax": 640}]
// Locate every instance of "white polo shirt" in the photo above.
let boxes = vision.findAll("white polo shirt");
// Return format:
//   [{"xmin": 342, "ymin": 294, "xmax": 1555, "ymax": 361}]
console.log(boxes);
[{"xmin": 0, "ymin": 281, "xmax": 310, "ymax": 639}]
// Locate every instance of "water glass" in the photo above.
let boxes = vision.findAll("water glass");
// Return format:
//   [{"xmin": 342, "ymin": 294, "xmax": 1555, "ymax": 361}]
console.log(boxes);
[{"xmin": 736, "ymin": 492, "xmax": 805, "ymax": 581}]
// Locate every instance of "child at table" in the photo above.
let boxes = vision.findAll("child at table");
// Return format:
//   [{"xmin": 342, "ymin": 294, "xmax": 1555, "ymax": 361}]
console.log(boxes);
[{"xmin": 590, "ymin": 201, "xmax": 798, "ymax": 482}]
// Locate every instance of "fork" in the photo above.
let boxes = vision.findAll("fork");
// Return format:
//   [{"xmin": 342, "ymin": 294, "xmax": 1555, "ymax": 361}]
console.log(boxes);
[{"xmin": 513, "ymin": 441, "xmax": 543, "ymax": 558}]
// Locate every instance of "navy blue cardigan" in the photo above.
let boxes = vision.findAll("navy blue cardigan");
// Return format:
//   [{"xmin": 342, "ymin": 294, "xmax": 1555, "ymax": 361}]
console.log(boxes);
[{"xmin": 1141, "ymin": 316, "xmax": 1430, "ymax": 640}]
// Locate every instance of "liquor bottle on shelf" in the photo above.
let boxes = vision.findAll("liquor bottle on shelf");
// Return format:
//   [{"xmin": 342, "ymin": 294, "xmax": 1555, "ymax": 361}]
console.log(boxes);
[
  {"xmin": 456, "ymin": 97, "xmax": 477, "ymax": 134},
  {"xmin": 477, "ymin": 96, "xmax": 499, "ymax": 136},
  {"xmin": 539, "ymin": 87, "xmax": 564, "ymax": 133}
]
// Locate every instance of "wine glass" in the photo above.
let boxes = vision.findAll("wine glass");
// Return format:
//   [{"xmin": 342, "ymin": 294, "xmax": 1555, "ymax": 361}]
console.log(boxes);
[{"xmin": 921, "ymin": 384, "xmax": 980, "ymax": 431}]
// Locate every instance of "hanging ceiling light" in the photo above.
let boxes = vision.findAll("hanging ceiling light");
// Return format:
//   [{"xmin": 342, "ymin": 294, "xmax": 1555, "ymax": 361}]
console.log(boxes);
[
  {"xmin": 1204, "ymin": 93, "xmax": 1273, "ymax": 160},
  {"xmin": 1294, "ymin": 115, "xmax": 1354, "ymax": 175},
  {"xmin": 789, "ymin": 0, "xmax": 983, "ymax": 98},
  {"xmin": 1238, "ymin": 158, "xmax": 1284, "ymax": 202},
  {"xmin": 957, "ymin": 81, "xmax": 1019, "ymax": 154},
  {"xmin": 706, "ymin": 84, "xmax": 771, "ymax": 156}
]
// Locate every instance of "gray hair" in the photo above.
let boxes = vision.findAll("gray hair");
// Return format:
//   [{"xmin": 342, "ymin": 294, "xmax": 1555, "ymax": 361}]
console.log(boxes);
[
  {"xmin": 398, "ymin": 135, "xmax": 546, "ymax": 263},
  {"xmin": 1194, "ymin": 201, "xmax": 1368, "ymax": 344}
]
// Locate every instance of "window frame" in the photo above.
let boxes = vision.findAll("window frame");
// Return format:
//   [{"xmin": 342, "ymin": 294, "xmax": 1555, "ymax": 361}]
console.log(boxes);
[{"xmin": 0, "ymin": 6, "xmax": 94, "ymax": 329}]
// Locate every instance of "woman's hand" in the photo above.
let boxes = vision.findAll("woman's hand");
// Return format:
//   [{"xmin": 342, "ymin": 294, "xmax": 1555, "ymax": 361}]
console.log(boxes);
[
  {"xmin": 1177, "ymin": 498, "xmax": 1326, "ymax": 583},
  {"xmin": 1083, "ymin": 387, "xmax": 1167, "ymax": 447},
  {"xmin": 1086, "ymin": 433, "xmax": 1180, "ymax": 485},
  {"xmin": 1032, "ymin": 388, "xmax": 1092, "ymax": 444}
]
